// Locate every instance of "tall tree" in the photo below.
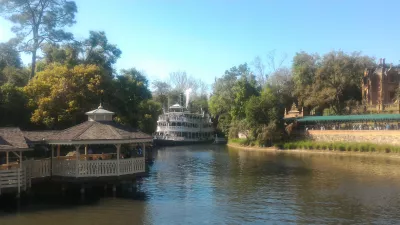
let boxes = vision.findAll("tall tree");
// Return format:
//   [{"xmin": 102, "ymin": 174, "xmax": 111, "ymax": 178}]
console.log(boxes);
[
  {"xmin": 0, "ymin": 0, "xmax": 77, "ymax": 79},
  {"xmin": 80, "ymin": 31, "xmax": 122, "ymax": 76}
]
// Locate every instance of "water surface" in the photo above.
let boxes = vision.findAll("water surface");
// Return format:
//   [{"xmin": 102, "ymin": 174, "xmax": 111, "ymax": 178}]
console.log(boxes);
[{"xmin": 1, "ymin": 145, "xmax": 400, "ymax": 225}]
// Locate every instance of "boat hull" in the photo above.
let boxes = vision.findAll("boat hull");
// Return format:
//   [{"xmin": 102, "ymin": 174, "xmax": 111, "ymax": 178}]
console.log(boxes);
[{"xmin": 153, "ymin": 139, "xmax": 214, "ymax": 146}]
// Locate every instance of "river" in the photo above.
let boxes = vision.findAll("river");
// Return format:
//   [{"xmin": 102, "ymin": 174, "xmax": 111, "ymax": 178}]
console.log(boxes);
[{"xmin": 1, "ymin": 145, "xmax": 400, "ymax": 224}]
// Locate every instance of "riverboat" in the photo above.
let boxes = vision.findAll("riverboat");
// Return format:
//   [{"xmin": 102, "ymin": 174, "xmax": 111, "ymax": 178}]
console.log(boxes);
[{"xmin": 153, "ymin": 103, "xmax": 215, "ymax": 146}]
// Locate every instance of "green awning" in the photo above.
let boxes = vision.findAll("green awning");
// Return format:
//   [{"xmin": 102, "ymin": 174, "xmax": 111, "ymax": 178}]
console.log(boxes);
[{"xmin": 287, "ymin": 114, "xmax": 400, "ymax": 122}]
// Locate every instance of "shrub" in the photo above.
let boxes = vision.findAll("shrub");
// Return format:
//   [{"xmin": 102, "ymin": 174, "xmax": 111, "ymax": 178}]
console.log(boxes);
[
  {"xmin": 369, "ymin": 145, "xmax": 376, "ymax": 152},
  {"xmin": 289, "ymin": 143, "xmax": 297, "ymax": 149},
  {"xmin": 360, "ymin": 144, "xmax": 368, "ymax": 152}
]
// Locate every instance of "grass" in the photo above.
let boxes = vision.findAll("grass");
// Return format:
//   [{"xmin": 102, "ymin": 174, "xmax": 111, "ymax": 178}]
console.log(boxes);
[{"xmin": 273, "ymin": 140, "xmax": 400, "ymax": 153}]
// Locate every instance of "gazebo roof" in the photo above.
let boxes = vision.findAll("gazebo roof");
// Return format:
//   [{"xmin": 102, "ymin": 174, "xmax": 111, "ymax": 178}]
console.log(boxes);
[
  {"xmin": 0, "ymin": 127, "xmax": 31, "ymax": 151},
  {"xmin": 44, "ymin": 120, "xmax": 152, "ymax": 145}
]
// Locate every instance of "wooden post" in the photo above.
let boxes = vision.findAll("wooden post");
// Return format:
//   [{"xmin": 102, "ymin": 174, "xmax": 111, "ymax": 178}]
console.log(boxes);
[
  {"xmin": 57, "ymin": 145, "xmax": 60, "ymax": 158},
  {"xmin": 142, "ymin": 143, "xmax": 146, "ymax": 172},
  {"xmin": 75, "ymin": 145, "xmax": 80, "ymax": 177},
  {"xmin": 17, "ymin": 153, "xmax": 20, "ymax": 197},
  {"xmin": 20, "ymin": 151, "xmax": 25, "ymax": 191},
  {"xmin": 116, "ymin": 144, "xmax": 121, "ymax": 176},
  {"xmin": 6, "ymin": 151, "xmax": 9, "ymax": 165},
  {"xmin": 51, "ymin": 145, "xmax": 54, "ymax": 176},
  {"xmin": 112, "ymin": 184, "xmax": 116, "ymax": 198},
  {"xmin": 84, "ymin": 145, "xmax": 88, "ymax": 161},
  {"xmin": 142, "ymin": 143, "xmax": 146, "ymax": 159}
]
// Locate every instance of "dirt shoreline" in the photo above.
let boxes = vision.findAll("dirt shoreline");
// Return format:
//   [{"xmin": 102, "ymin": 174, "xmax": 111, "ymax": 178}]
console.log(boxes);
[{"xmin": 227, "ymin": 142, "xmax": 400, "ymax": 159}]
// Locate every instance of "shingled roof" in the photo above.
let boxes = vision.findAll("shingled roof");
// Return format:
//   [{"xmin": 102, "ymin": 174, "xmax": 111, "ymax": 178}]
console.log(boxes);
[
  {"xmin": 23, "ymin": 131, "xmax": 58, "ymax": 144},
  {"xmin": 0, "ymin": 127, "xmax": 30, "ymax": 151},
  {"xmin": 44, "ymin": 121, "xmax": 152, "ymax": 144}
]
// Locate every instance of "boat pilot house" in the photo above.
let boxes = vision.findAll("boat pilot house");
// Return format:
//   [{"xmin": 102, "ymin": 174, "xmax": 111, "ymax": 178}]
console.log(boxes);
[{"xmin": 0, "ymin": 105, "xmax": 152, "ymax": 196}]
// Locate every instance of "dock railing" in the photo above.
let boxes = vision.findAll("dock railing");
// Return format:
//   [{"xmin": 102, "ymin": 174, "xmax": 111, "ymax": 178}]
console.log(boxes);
[{"xmin": 52, "ymin": 157, "xmax": 145, "ymax": 178}]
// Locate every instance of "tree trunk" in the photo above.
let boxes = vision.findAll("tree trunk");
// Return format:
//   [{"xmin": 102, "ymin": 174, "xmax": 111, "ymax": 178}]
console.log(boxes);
[{"xmin": 30, "ymin": 49, "xmax": 37, "ymax": 79}]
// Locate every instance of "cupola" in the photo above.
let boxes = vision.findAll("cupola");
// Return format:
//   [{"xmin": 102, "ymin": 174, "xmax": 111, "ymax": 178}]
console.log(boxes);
[{"xmin": 85, "ymin": 103, "xmax": 115, "ymax": 121}]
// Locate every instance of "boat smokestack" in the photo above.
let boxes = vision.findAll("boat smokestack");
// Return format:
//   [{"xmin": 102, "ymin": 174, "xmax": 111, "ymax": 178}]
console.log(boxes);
[{"xmin": 185, "ymin": 88, "xmax": 192, "ymax": 108}]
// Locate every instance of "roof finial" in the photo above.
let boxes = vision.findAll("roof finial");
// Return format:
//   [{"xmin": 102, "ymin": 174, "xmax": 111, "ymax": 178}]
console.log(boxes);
[{"xmin": 98, "ymin": 102, "xmax": 103, "ymax": 109}]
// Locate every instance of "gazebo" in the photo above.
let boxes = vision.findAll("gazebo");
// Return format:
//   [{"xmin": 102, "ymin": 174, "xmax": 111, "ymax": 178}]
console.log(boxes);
[
  {"xmin": 43, "ymin": 104, "xmax": 153, "ymax": 181},
  {"xmin": 0, "ymin": 127, "xmax": 32, "ymax": 196}
]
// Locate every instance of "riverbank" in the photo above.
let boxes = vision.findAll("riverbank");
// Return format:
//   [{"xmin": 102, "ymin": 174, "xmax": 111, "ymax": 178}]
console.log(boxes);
[{"xmin": 227, "ymin": 141, "xmax": 400, "ymax": 159}]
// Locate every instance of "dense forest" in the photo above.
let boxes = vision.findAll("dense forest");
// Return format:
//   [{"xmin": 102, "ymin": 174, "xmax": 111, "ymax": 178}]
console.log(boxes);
[{"xmin": 0, "ymin": 0, "xmax": 386, "ymax": 146}]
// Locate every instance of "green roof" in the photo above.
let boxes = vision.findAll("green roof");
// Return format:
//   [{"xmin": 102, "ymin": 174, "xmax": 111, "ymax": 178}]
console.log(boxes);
[{"xmin": 286, "ymin": 114, "xmax": 400, "ymax": 122}]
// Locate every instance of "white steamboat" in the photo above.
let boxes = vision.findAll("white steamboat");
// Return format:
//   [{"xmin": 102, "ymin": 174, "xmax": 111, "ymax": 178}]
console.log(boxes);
[{"xmin": 153, "ymin": 103, "xmax": 215, "ymax": 146}]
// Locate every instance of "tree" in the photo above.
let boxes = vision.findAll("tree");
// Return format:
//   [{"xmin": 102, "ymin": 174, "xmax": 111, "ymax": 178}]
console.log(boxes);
[
  {"xmin": 0, "ymin": 0, "xmax": 78, "ymax": 79},
  {"xmin": 169, "ymin": 71, "xmax": 189, "ymax": 91},
  {"xmin": 268, "ymin": 67, "xmax": 295, "ymax": 110},
  {"xmin": 245, "ymin": 87, "xmax": 282, "ymax": 145},
  {"xmin": 80, "ymin": 31, "xmax": 122, "ymax": 76},
  {"xmin": 152, "ymin": 80, "xmax": 171, "ymax": 109},
  {"xmin": 110, "ymin": 68, "xmax": 152, "ymax": 127},
  {"xmin": 138, "ymin": 99, "xmax": 162, "ymax": 134},
  {"xmin": 0, "ymin": 41, "xmax": 29, "ymax": 86},
  {"xmin": 292, "ymin": 51, "xmax": 320, "ymax": 110},
  {"xmin": 209, "ymin": 63, "xmax": 257, "ymax": 134},
  {"xmin": 230, "ymin": 75, "xmax": 258, "ymax": 120},
  {"xmin": 0, "ymin": 40, "xmax": 22, "ymax": 68},
  {"xmin": 0, "ymin": 83, "xmax": 31, "ymax": 128},
  {"xmin": 24, "ymin": 63, "xmax": 103, "ymax": 128},
  {"xmin": 252, "ymin": 50, "xmax": 287, "ymax": 88}
]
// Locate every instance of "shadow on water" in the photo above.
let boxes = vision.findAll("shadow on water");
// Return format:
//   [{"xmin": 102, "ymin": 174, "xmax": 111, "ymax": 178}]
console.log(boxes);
[{"xmin": 0, "ymin": 180, "xmax": 150, "ymax": 216}]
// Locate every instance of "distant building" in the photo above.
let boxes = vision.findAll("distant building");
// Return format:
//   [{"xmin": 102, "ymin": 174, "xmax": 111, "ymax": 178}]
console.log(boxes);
[
  {"xmin": 284, "ymin": 103, "xmax": 304, "ymax": 119},
  {"xmin": 363, "ymin": 58, "xmax": 400, "ymax": 112}
]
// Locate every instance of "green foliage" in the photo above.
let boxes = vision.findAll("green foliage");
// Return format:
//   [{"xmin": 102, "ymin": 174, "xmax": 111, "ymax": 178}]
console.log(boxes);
[
  {"xmin": 292, "ymin": 51, "xmax": 375, "ymax": 114},
  {"xmin": 138, "ymin": 99, "xmax": 162, "ymax": 134},
  {"xmin": 0, "ymin": 83, "xmax": 31, "ymax": 128},
  {"xmin": 0, "ymin": 0, "xmax": 78, "ymax": 78},
  {"xmin": 109, "ymin": 68, "xmax": 152, "ymax": 128}
]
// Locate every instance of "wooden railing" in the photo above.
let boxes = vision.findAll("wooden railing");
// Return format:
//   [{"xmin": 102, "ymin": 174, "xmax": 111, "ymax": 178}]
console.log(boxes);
[
  {"xmin": 30, "ymin": 159, "xmax": 51, "ymax": 178},
  {"xmin": 52, "ymin": 157, "xmax": 145, "ymax": 178},
  {"xmin": 52, "ymin": 159, "xmax": 77, "ymax": 177},
  {"xmin": 0, "ymin": 168, "xmax": 27, "ymax": 195},
  {"xmin": 119, "ymin": 158, "xmax": 145, "ymax": 175}
]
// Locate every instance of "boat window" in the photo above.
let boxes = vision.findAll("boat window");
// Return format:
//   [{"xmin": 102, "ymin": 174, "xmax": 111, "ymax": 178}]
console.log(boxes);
[{"xmin": 177, "ymin": 122, "xmax": 181, "ymax": 126}]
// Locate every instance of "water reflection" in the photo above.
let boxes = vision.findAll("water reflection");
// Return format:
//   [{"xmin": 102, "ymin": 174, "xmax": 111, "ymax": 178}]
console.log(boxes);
[{"xmin": 2, "ymin": 145, "xmax": 400, "ymax": 224}]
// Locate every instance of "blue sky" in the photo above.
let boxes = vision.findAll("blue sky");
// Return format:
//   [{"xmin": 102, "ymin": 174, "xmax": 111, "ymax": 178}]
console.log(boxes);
[{"xmin": 1, "ymin": 0, "xmax": 400, "ymax": 85}]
